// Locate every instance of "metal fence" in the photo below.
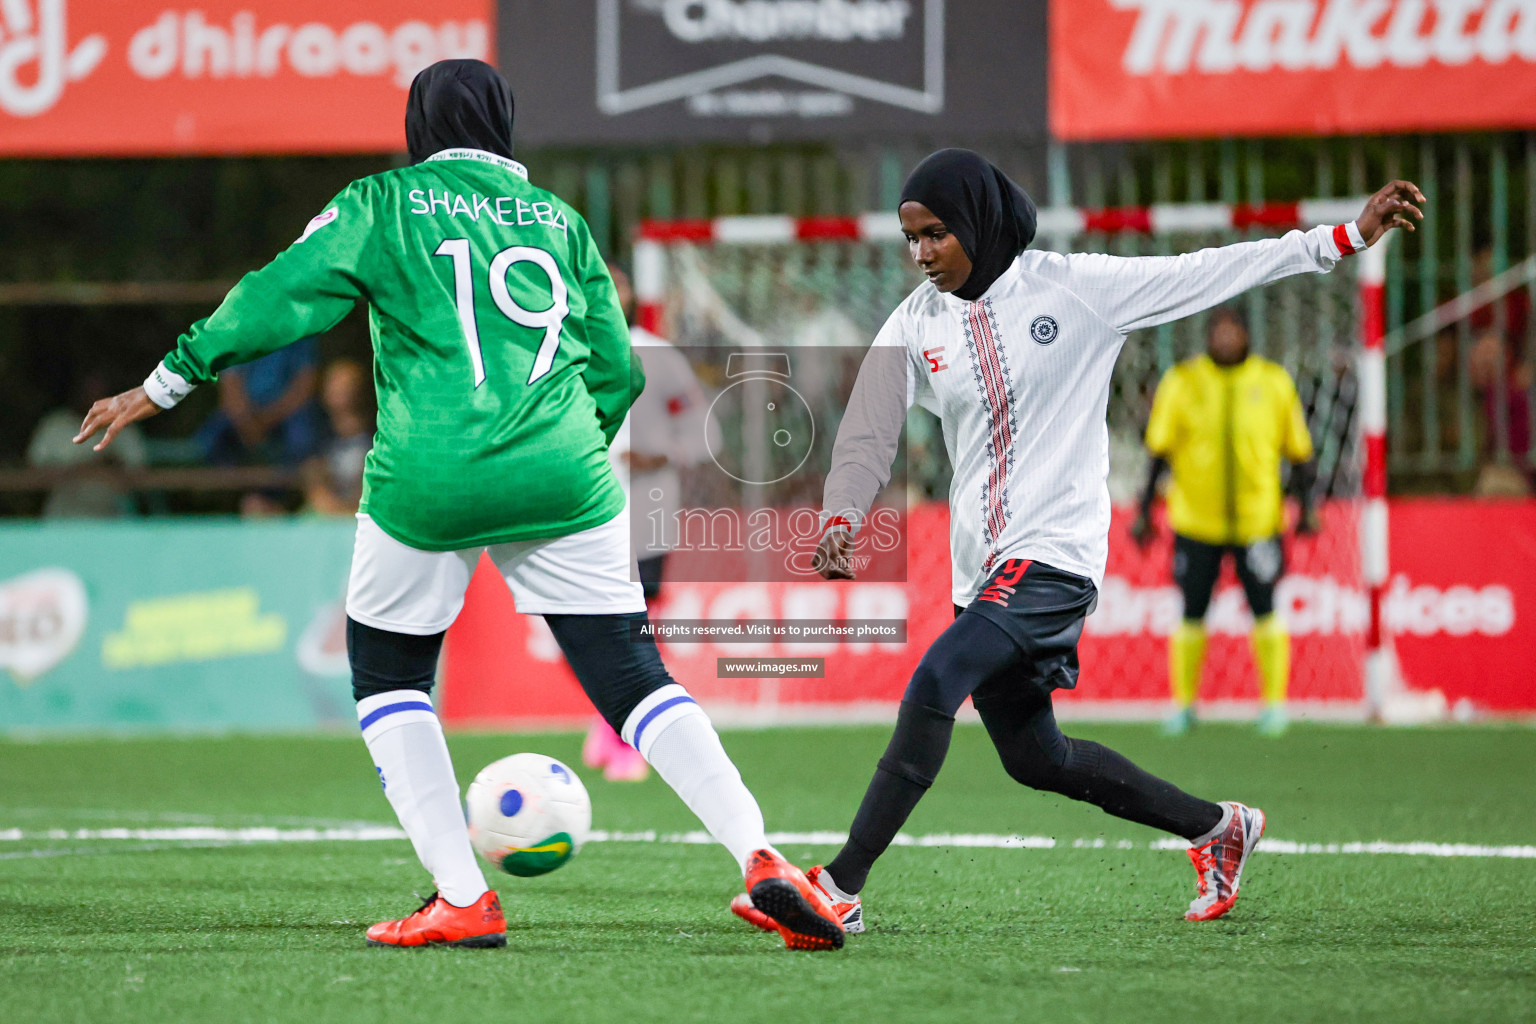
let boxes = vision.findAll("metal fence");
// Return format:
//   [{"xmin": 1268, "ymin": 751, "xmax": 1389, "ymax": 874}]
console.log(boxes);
[{"xmin": 530, "ymin": 132, "xmax": 1536, "ymax": 493}]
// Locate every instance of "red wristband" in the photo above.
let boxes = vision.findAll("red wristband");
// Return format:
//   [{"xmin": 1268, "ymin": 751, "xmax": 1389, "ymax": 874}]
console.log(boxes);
[{"xmin": 1332, "ymin": 223, "xmax": 1362, "ymax": 256}]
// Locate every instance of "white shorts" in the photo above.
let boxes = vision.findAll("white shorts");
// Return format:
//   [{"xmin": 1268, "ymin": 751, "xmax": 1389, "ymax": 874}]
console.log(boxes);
[{"xmin": 345, "ymin": 511, "xmax": 646, "ymax": 635}]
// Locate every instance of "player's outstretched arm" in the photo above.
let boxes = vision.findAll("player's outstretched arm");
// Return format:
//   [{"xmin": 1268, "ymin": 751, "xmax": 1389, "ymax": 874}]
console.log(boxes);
[
  {"xmin": 112, "ymin": 183, "xmax": 374, "ymax": 427},
  {"xmin": 1049, "ymin": 179, "xmax": 1426, "ymax": 336}
]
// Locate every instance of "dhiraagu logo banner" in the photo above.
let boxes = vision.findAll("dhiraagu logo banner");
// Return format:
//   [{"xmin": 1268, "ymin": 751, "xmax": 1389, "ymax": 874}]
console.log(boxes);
[{"xmin": 0, "ymin": 519, "xmax": 356, "ymax": 731}]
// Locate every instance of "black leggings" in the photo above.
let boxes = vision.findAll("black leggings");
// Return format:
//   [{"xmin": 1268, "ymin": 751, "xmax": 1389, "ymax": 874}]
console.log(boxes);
[
  {"xmin": 827, "ymin": 609, "xmax": 1222, "ymax": 894},
  {"xmin": 348, "ymin": 612, "xmax": 673, "ymax": 733}
]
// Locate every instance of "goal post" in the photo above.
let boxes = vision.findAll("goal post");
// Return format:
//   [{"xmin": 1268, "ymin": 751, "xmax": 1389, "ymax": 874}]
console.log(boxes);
[{"xmin": 631, "ymin": 200, "xmax": 1393, "ymax": 719}]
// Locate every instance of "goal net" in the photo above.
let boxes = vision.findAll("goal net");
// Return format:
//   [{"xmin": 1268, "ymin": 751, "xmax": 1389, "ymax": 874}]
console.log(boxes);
[{"xmin": 632, "ymin": 206, "xmax": 1369, "ymax": 719}]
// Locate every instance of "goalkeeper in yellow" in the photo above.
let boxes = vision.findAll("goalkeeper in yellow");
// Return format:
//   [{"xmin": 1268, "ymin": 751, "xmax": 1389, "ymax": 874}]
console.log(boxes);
[{"xmin": 1132, "ymin": 306, "xmax": 1318, "ymax": 737}]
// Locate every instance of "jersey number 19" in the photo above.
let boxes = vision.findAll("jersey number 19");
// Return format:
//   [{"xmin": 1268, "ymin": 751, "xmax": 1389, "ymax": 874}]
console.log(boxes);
[{"xmin": 434, "ymin": 238, "xmax": 570, "ymax": 389}]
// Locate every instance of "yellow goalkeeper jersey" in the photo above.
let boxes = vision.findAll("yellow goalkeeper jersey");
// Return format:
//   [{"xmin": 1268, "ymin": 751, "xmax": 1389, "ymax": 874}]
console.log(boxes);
[{"xmin": 1144, "ymin": 354, "xmax": 1314, "ymax": 546}]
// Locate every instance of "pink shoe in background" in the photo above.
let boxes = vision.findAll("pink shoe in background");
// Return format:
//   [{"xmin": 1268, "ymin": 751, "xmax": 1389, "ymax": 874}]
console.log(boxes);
[
  {"xmin": 582, "ymin": 716, "xmax": 649, "ymax": 781},
  {"xmin": 582, "ymin": 715, "xmax": 621, "ymax": 770},
  {"xmin": 603, "ymin": 738, "xmax": 650, "ymax": 782}
]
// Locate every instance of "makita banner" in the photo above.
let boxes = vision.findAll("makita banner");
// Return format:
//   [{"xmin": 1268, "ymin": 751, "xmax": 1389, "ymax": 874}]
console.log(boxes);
[
  {"xmin": 0, "ymin": 1, "xmax": 492, "ymax": 155},
  {"xmin": 1050, "ymin": 0, "xmax": 1536, "ymax": 139},
  {"xmin": 499, "ymin": 0, "xmax": 1047, "ymax": 144}
]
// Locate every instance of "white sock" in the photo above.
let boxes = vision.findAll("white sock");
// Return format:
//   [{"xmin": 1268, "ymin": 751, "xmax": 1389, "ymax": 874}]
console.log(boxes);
[
  {"xmin": 816, "ymin": 867, "xmax": 856, "ymax": 903},
  {"xmin": 1191, "ymin": 801, "xmax": 1235, "ymax": 846},
  {"xmin": 622, "ymin": 685, "xmax": 773, "ymax": 874},
  {"xmin": 358, "ymin": 690, "xmax": 488, "ymax": 908}
]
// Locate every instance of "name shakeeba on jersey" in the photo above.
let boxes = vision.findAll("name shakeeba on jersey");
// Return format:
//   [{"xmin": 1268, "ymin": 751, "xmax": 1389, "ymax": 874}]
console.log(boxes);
[
  {"xmin": 142, "ymin": 149, "xmax": 640, "ymax": 552},
  {"xmin": 823, "ymin": 222, "xmax": 1363, "ymax": 606}
]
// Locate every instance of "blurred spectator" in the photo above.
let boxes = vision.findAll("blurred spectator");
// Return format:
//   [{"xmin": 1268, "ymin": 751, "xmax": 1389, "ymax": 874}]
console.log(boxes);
[
  {"xmin": 302, "ymin": 359, "xmax": 374, "ymax": 516},
  {"xmin": 26, "ymin": 371, "xmax": 146, "ymax": 518},
  {"xmin": 1468, "ymin": 246, "xmax": 1533, "ymax": 492},
  {"xmin": 197, "ymin": 336, "xmax": 323, "ymax": 467}
]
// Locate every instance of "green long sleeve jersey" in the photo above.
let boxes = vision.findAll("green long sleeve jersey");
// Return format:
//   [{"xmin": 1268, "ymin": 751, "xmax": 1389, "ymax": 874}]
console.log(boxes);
[{"xmin": 159, "ymin": 149, "xmax": 641, "ymax": 551}]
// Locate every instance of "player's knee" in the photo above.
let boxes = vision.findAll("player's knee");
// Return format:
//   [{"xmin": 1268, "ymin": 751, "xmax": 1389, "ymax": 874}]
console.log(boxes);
[
  {"xmin": 544, "ymin": 612, "xmax": 673, "ymax": 734},
  {"xmin": 903, "ymin": 614, "xmax": 1008, "ymax": 717},
  {"xmin": 347, "ymin": 617, "xmax": 443, "ymax": 702},
  {"xmin": 902, "ymin": 657, "xmax": 951, "ymax": 716},
  {"xmin": 1248, "ymin": 585, "xmax": 1278, "ymax": 620},
  {"xmin": 998, "ymin": 745, "xmax": 1062, "ymax": 789},
  {"xmin": 996, "ymin": 709, "xmax": 1072, "ymax": 790},
  {"xmin": 876, "ymin": 700, "xmax": 955, "ymax": 789}
]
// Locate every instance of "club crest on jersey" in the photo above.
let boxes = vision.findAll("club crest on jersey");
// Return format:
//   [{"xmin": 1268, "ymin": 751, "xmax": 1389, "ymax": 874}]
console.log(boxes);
[
  {"xmin": 923, "ymin": 347, "xmax": 948, "ymax": 372},
  {"xmin": 1030, "ymin": 316, "xmax": 1058, "ymax": 345}
]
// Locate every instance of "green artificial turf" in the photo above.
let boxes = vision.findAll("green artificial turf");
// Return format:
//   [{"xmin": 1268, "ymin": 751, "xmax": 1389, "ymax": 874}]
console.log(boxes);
[{"xmin": 2, "ymin": 723, "xmax": 1532, "ymax": 1023}]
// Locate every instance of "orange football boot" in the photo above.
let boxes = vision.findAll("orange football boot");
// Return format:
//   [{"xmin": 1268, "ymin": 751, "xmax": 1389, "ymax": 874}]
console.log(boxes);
[
  {"xmin": 729, "ymin": 892, "xmax": 777, "ymax": 932},
  {"xmin": 365, "ymin": 890, "xmax": 506, "ymax": 948},
  {"xmin": 741, "ymin": 849, "xmax": 845, "ymax": 950}
]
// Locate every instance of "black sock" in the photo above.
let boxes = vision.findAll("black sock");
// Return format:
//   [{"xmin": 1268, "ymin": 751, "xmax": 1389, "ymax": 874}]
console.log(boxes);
[
  {"xmin": 826, "ymin": 701, "xmax": 955, "ymax": 895},
  {"xmin": 1055, "ymin": 738, "xmax": 1223, "ymax": 841},
  {"xmin": 976, "ymin": 694, "xmax": 1223, "ymax": 841}
]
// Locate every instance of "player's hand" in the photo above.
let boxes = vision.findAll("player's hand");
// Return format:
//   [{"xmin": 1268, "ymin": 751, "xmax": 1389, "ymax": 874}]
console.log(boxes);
[
  {"xmin": 74, "ymin": 386, "xmax": 160, "ymax": 452},
  {"xmin": 1356, "ymin": 180, "xmax": 1425, "ymax": 246},
  {"xmin": 1295, "ymin": 507, "xmax": 1322, "ymax": 537},
  {"xmin": 813, "ymin": 530, "xmax": 858, "ymax": 580},
  {"xmin": 1129, "ymin": 512, "xmax": 1156, "ymax": 549}
]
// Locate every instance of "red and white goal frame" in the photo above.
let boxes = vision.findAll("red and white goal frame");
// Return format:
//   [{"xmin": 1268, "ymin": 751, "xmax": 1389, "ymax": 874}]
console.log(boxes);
[{"xmin": 632, "ymin": 200, "xmax": 1395, "ymax": 717}]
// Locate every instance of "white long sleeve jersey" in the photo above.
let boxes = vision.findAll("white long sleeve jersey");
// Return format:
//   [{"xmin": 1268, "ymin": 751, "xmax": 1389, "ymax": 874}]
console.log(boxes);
[
  {"xmin": 823, "ymin": 224, "xmax": 1359, "ymax": 605},
  {"xmin": 611, "ymin": 326, "xmax": 714, "ymax": 555}
]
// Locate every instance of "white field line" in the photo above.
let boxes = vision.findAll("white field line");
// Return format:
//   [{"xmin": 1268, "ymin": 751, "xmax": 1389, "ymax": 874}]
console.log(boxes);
[{"xmin": 1, "ymin": 826, "xmax": 1533, "ymax": 860}]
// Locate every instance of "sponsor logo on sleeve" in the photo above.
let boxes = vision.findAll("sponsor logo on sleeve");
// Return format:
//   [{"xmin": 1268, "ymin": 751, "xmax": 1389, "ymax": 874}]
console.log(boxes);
[{"xmin": 295, "ymin": 207, "xmax": 338, "ymax": 244}]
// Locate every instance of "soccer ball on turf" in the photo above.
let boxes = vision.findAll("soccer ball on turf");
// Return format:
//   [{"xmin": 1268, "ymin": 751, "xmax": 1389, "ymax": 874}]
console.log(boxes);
[{"xmin": 466, "ymin": 753, "xmax": 592, "ymax": 877}]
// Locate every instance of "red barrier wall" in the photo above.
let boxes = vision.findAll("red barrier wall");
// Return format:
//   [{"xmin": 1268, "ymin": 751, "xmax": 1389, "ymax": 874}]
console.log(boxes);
[
  {"xmin": 439, "ymin": 500, "xmax": 1535, "ymax": 725},
  {"xmin": 1386, "ymin": 499, "xmax": 1535, "ymax": 709}
]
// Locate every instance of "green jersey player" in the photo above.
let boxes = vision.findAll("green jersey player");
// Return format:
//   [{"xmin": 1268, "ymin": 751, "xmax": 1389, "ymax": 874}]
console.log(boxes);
[{"xmin": 75, "ymin": 59, "xmax": 843, "ymax": 953}]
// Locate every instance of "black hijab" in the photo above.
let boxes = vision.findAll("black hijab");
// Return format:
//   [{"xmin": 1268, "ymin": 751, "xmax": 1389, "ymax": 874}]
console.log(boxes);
[
  {"xmin": 899, "ymin": 149, "xmax": 1038, "ymax": 302},
  {"xmin": 405, "ymin": 59, "xmax": 515, "ymax": 164}
]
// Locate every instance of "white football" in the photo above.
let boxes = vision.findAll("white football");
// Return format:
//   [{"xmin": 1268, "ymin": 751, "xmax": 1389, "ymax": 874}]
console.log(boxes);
[{"xmin": 465, "ymin": 753, "xmax": 592, "ymax": 877}]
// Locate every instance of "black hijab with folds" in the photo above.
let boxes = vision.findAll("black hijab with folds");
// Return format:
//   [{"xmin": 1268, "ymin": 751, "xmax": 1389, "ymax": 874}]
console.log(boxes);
[
  {"xmin": 405, "ymin": 59, "xmax": 515, "ymax": 164},
  {"xmin": 899, "ymin": 149, "xmax": 1038, "ymax": 302}
]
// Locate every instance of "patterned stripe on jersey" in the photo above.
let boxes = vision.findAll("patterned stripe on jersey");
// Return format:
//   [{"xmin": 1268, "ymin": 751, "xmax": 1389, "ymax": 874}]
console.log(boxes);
[{"xmin": 963, "ymin": 299, "xmax": 1017, "ymax": 574}]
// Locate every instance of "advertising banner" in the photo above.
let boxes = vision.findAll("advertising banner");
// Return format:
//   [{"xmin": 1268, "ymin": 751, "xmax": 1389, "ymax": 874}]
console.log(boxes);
[
  {"xmin": 1386, "ymin": 499, "xmax": 1535, "ymax": 711},
  {"xmin": 2, "ymin": 499, "xmax": 1527, "ymax": 734},
  {"xmin": 441, "ymin": 502, "xmax": 1385, "ymax": 727},
  {"xmin": 0, "ymin": 519, "xmax": 355, "ymax": 730},
  {"xmin": 0, "ymin": 1, "xmax": 492, "ymax": 155},
  {"xmin": 1050, "ymin": 0, "xmax": 1536, "ymax": 140},
  {"xmin": 441, "ymin": 499, "xmax": 1536, "ymax": 726},
  {"xmin": 499, "ymin": 0, "xmax": 1046, "ymax": 145}
]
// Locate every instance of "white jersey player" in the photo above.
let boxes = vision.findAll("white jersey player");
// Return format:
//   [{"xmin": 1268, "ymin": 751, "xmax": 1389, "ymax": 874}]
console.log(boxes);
[
  {"xmin": 732, "ymin": 149, "xmax": 1424, "ymax": 937},
  {"xmin": 609, "ymin": 330, "xmax": 713, "ymax": 593}
]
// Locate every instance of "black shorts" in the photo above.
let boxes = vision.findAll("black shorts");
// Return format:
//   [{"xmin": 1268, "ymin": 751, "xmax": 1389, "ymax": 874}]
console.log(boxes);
[
  {"xmin": 956, "ymin": 558, "xmax": 1098, "ymax": 693},
  {"xmin": 1172, "ymin": 533, "xmax": 1284, "ymax": 621},
  {"xmin": 637, "ymin": 554, "xmax": 666, "ymax": 601}
]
